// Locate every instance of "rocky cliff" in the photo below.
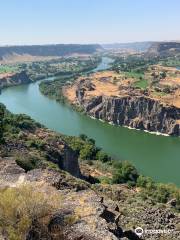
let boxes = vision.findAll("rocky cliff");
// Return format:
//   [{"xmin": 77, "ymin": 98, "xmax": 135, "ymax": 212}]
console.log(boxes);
[
  {"xmin": 75, "ymin": 80, "xmax": 180, "ymax": 136},
  {"xmin": 0, "ymin": 71, "xmax": 31, "ymax": 89},
  {"xmin": 146, "ymin": 41, "xmax": 180, "ymax": 57}
]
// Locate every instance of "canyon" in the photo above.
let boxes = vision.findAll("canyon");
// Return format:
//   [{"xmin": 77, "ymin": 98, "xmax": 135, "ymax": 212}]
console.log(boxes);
[{"xmin": 64, "ymin": 71, "xmax": 180, "ymax": 136}]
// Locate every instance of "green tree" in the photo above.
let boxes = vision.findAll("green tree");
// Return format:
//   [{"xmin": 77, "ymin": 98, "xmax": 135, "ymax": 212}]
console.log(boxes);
[
  {"xmin": 79, "ymin": 144, "xmax": 96, "ymax": 160},
  {"xmin": 79, "ymin": 134, "xmax": 88, "ymax": 141},
  {"xmin": 160, "ymin": 71, "xmax": 167, "ymax": 79},
  {"xmin": 96, "ymin": 151, "xmax": 110, "ymax": 162},
  {"xmin": 112, "ymin": 161, "xmax": 139, "ymax": 184},
  {"xmin": 136, "ymin": 175, "xmax": 155, "ymax": 189},
  {"xmin": 16, "ymin": 154, "xmax": 42, "ymax": 172},
  {"xmin": 0, "ymin": 104, "xmax": 5, "ymax": 143},
  {"xmin": 153, "ymin": 184, "xmax": 170, "ymax": 203}
]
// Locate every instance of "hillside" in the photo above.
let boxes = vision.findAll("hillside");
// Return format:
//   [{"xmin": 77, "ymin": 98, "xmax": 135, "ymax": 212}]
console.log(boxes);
[
  {"xmin": 0, "ymin": 44, "xmax": 102, "ymax": 62},
  {"xmin": 0, "ymin": 104, "xmax": 179, "ymax": 239},
  {"xmin": 102, "ymin": 42, "xmax": 153, "ymax": 52},
  {"xmin": 147, "ymin": 42, "xmax": 180, "ymax": 57}
]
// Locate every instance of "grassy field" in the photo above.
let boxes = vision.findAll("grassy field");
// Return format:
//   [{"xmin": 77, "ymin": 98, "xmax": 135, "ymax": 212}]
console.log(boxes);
[
  {"xmin": 124, "ymin": 71, "xmax": 144, "ymax": 79},
  {"xmin": 133, "ymin": 79, "xmax": 149, "ymax": 89},
  {"xmin": 0, "ymin": 65, "xmax": 18, "ymax": 74}
]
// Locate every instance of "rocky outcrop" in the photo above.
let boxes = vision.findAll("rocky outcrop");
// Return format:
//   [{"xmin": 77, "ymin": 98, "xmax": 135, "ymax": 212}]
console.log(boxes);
[
  {"xmin": 0, "ymin": 71, "xmax": 31, "ymax": 89},
  {"xmin": 40, "ymin": 135, "xmax": 80, "ymax": 178},
  {"xmin": 75, "ymin": 81, "xmax": 180, "ymax": 136},
  {"xmin": 0, "ymin": 159, "xmax": 128, "ymax": 240},
  {"xmin": 2, "ymin": 130, "xmax": 80, "ymax": 178},
  {"xmin": 0, "ymin": 159, "xmax": 179, "ymax": 240}
]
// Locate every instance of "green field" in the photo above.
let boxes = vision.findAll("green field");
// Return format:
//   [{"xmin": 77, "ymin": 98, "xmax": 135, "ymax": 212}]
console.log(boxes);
[
  {"xmin": 0, "ymin": 65, "xmax": 18, "ymax": 74},
  {"xmin": 133, "ymin": 79, "xmax": 149, "ymax": 89},
  {"xmin": 124, "ymin": 71, "xmax": 144, "ymax": 79}
]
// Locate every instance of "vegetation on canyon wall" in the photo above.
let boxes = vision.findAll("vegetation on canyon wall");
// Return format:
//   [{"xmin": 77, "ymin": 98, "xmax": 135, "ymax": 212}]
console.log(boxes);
[
  {"xmin": 0, "ymin": 103, "xmax": 179, "ymax": 211},
  {"xmin": 0, "ymin": 98, "xmax": 180, "ymax": 239}
]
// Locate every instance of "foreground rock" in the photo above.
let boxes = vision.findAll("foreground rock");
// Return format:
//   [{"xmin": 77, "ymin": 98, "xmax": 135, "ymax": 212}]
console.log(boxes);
[
  {"xmin": 0, "ymin": 159, "xmax": 123, "ymax": 240},
  {"xmin": 0, "ymin": 159, "xmax": 179, "ymax": 240}
]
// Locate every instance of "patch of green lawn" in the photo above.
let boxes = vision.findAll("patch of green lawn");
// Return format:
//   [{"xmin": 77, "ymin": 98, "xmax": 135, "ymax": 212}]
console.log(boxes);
[
  {"xmin": 124, "ymin": 71, "xmax": 144, "ymax": 79},
  {"xmin": 133, "ymin": 79, "xmax": 149, "ymax": 89}
]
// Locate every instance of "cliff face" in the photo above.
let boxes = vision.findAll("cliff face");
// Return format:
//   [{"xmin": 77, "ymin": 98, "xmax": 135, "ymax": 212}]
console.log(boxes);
[
  {"xmin": 0, "ymin": 71, "xmax": 31, "ymax": 89},
  {"xmin": 40, "ymin": 132, "xmax": 80, "ymax": 178},
  {"xmin": 76, "ymin": 87, "xmax": 180, "ymax": 136},
  {"xmin": 146, "ymin": 41, "xmax": 180, "ymax": 57},
  {"xmin": 0, "ymin": 103, "xmax": 80, "ymax": 178}
]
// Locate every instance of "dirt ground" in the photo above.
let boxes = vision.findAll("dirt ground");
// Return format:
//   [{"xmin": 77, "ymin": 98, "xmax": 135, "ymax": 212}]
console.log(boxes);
[{"xmin": 64, "ymin": 70, "xmax": 180, "ymax": 108}]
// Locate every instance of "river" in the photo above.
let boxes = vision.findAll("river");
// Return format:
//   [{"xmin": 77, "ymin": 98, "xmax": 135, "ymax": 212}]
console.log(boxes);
[{"xmin": 0, "ymin": 57, "xmax": 180, "ymax": 186}]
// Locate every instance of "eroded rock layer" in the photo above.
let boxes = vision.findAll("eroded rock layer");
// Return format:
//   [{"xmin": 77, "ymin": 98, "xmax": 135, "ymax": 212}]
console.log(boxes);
[{"xmin": 74, "ymin": 79, "xmax": 180, "ymax": 136}]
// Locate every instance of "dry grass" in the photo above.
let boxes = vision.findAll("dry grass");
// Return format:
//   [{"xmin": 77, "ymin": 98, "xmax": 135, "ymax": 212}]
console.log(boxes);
[
  {"xmin": 86, "ymin": 79, "xmax": 120, "ymax": 98},
  {"xmin": 63, "ymin": 85, "xmax": 77, "ymax": 102},
  {"xmin": 160, "ymin": 77, "xmax": 180, "ymax": 87},
  {"xmin": 64, "ymin": 71, "xmax": 122, "ymax": 103},
  {"xmin": 0, "ymin": 184, "xmax": 61, "ymax": 240},
  {"xmin": 0, "ymin": 54, "xmax": 60, "ymax": 64}
]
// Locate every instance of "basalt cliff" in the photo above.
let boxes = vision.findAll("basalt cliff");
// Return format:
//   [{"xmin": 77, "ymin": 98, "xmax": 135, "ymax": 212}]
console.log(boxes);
[
  {"xmin": 64, "ymin": 72, "xmax": 180, "ymax": 136},
  {"xmin": 0, "ymin": 71, "xmax": 31, "ymax": 90},
  {"xmin": 78, "ymin": 94, "xmax": 180, "ymax": 136}
]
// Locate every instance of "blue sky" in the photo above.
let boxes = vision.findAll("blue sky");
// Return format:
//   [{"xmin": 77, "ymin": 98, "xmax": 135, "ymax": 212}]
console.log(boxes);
[{"xmin": 0, "ymin": 0, "xmax": 179, "ymax": 45}]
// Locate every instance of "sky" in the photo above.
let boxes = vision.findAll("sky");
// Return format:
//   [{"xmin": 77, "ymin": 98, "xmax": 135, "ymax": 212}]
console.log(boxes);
[{"xmin": 0, "ymin": 0, "xmax": 179, "ymax": 45}]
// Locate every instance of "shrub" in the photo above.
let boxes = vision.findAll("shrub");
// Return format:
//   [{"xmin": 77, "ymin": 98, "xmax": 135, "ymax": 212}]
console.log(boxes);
[
  {"xmin": 87, "ymin": 138, "xmax": 96, "ymax": 145},
  {"xmin": 137, "ymin": 178, "xmax": 180, "ymax": 210},
  {"xmin": 136, "ymin": 175, "xmax": 155, "ymax": 189},
  {"xmin": 153, "ymin": 184, "xmax": 170, "ymax": 203},
  {"xmin": 79, "ymin": 144, "xmax": 96, "ymax": 160},
  {"xmin": 68, "ymin": 138, "xmax": 84, "ymax": 154},
  {"xmin": 0, "ymin": 184, "xmax": 61, "ymax": 240},
  {"xmin": 96, "ymin": 151, "xmax": 110, "ymax": 162},
  {"xmin": 26, "ymin": 138, "xmax": 46, "ymax": 150},
  {"xmin": 13, "ymin": 114, "xmax": 41, "ymax": 131},
  {"xmin": 16, "ymin": 154, "xmax": 42, "ymax": 172},
  {"xmin": 0, "ymin": 104, "xmax": 5, "ymax": 142},
  {"xmin": 79, "ymin": 134, "xmax": 88, "ymax": 141},
  {"xmin": 112, "ymin": 161, "xmax": 139, "ymax": 184}
]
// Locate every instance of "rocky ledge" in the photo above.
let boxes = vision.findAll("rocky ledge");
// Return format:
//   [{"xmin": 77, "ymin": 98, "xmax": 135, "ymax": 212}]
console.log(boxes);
[{"xmin": 0, "ymin": 159, "xmax": 135, "ymax": 240}]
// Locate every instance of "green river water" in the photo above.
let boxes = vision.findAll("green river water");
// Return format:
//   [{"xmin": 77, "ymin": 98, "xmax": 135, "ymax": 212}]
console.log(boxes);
[{"xmin": 0, "ymin": 58, "xmax": 179, "ymax": 185}]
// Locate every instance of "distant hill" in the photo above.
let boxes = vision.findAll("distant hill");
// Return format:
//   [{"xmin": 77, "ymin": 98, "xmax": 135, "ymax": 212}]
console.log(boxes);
[
  {"xmin": 0, "ymin": 44, "xmax": 102, "ymax": 60},
  {"xmin": 146, "ymin": 41, "xmax": 180, "ymax": 57},
  {"xmin": 102, "ymin": 42, "xmax": 153, "ymax": 52}
]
